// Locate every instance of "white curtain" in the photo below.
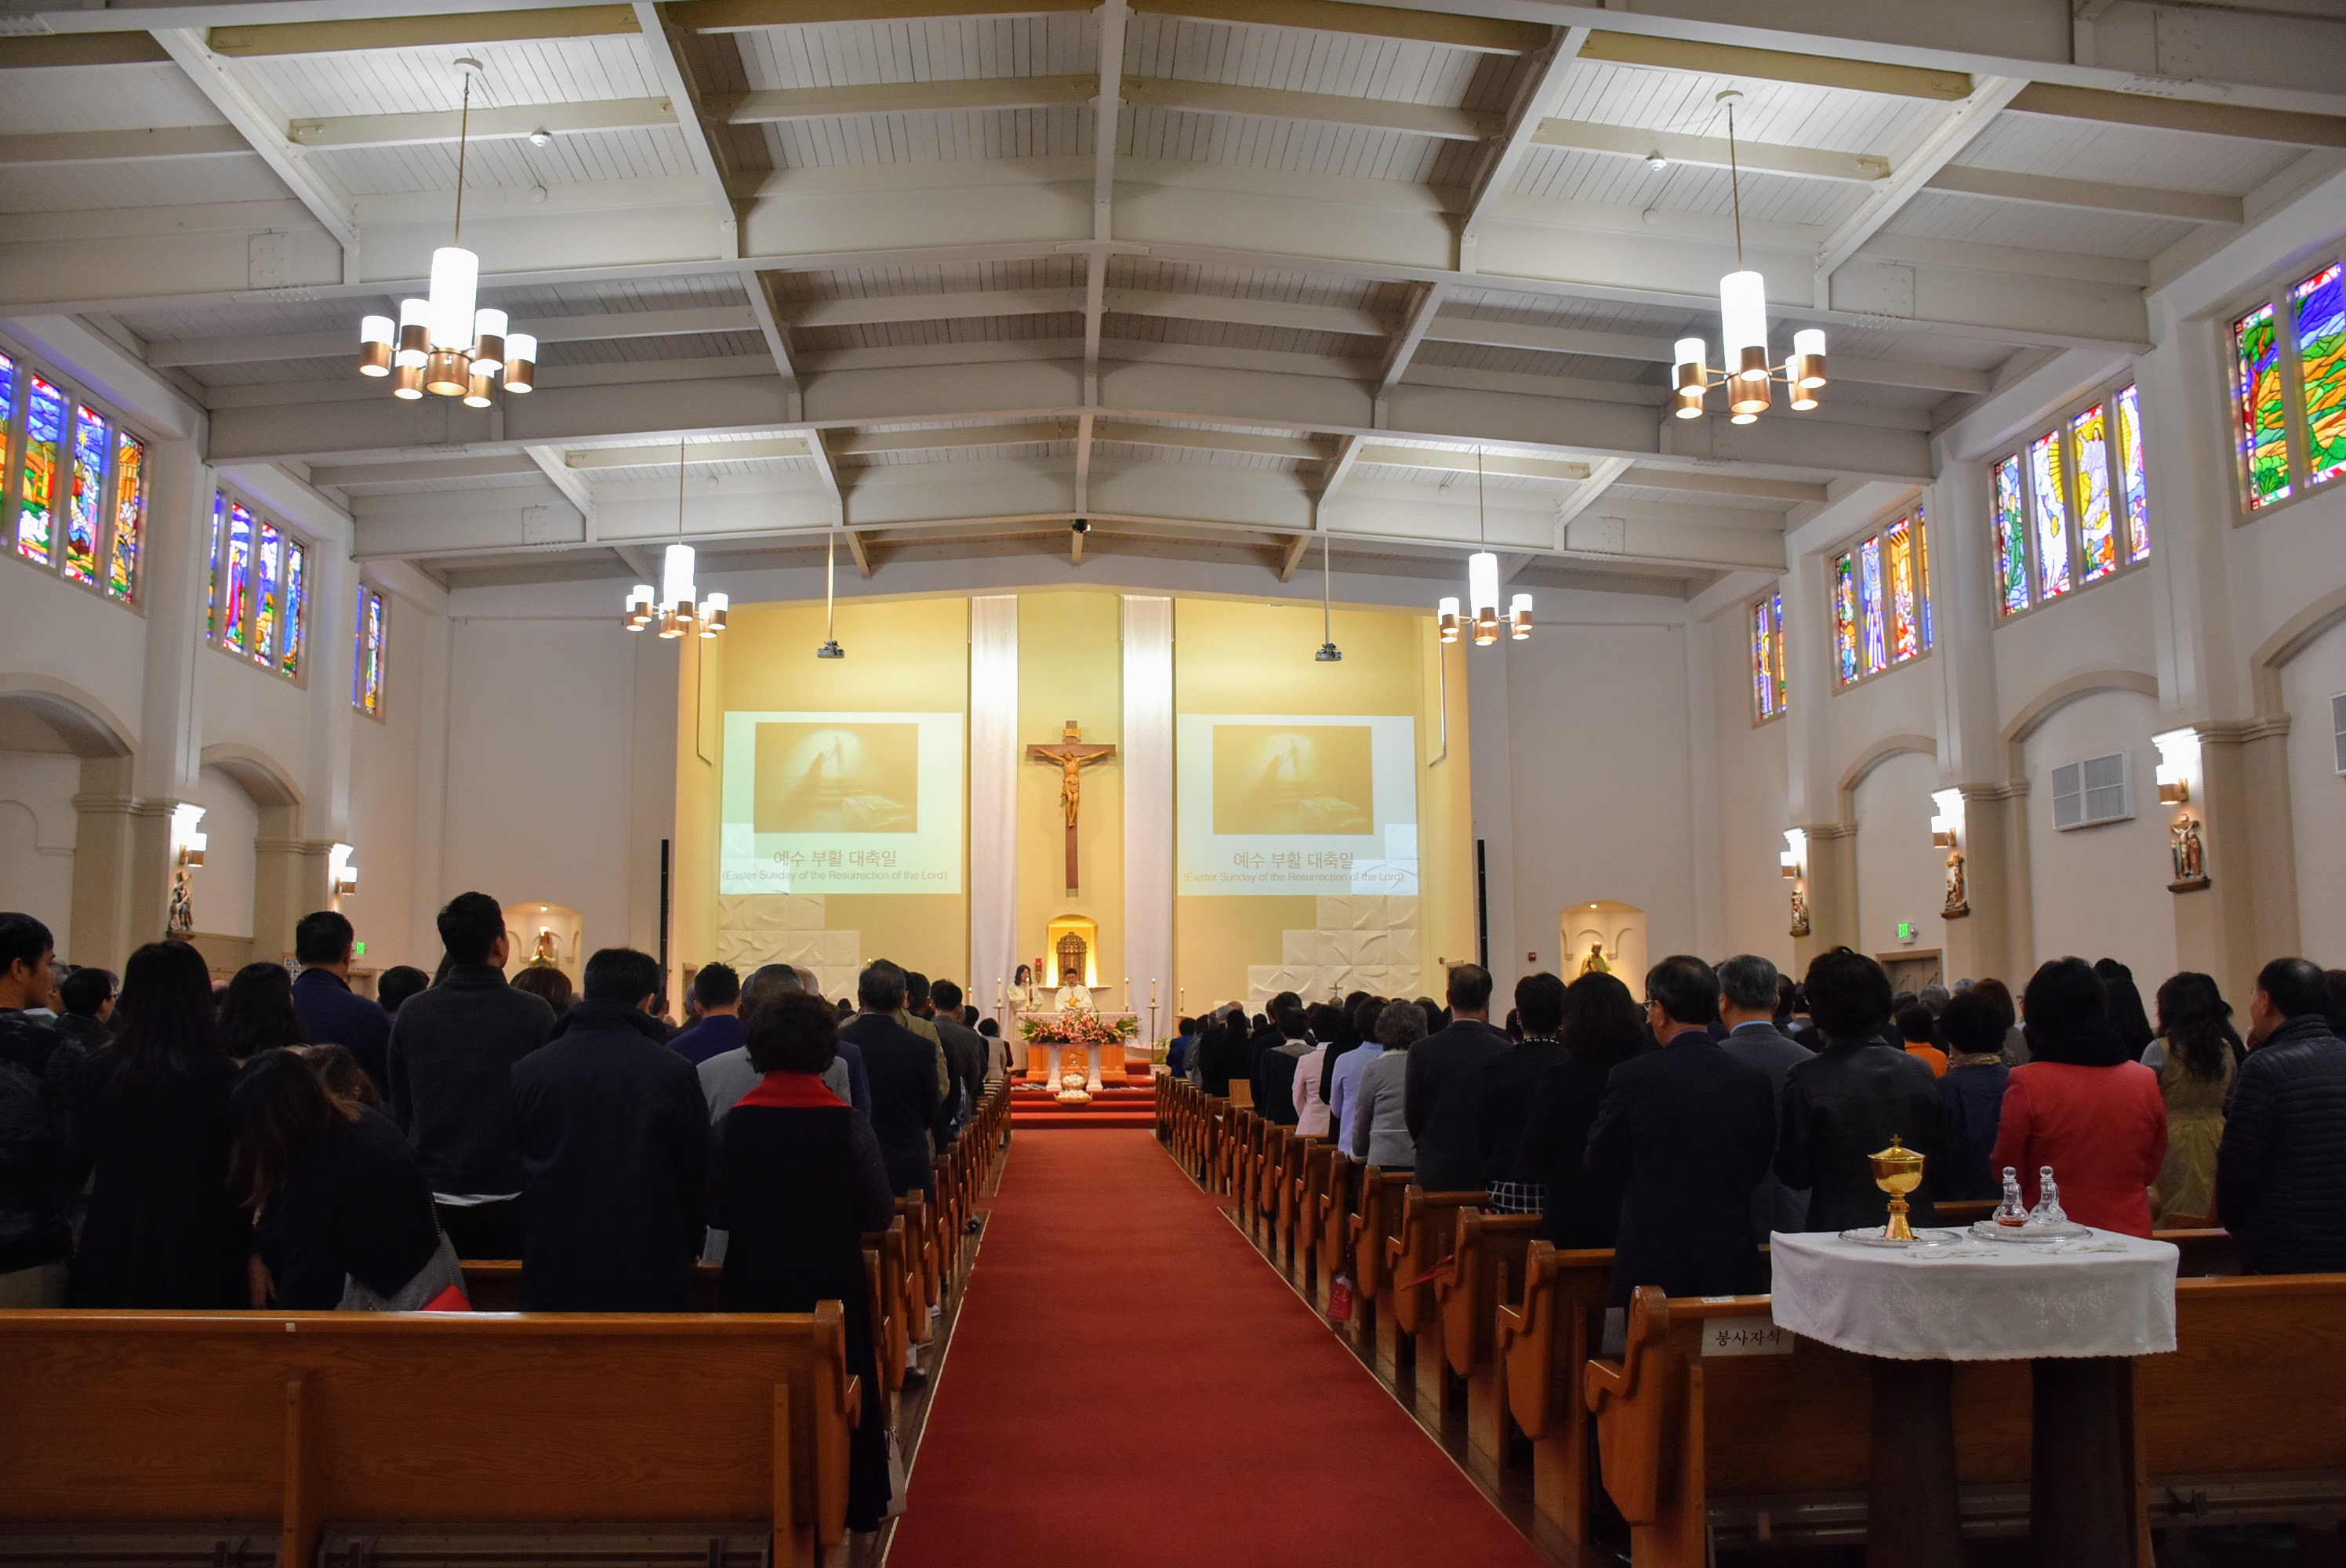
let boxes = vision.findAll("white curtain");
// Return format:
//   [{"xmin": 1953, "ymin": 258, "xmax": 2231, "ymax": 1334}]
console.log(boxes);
[
  {"xmin": 1122, "ymin": 596, "xmax": 1175, "ymax": 1040},
  {"xmin": 968, "ymin": 596, "xmax": 1019, "ymax": 1016}
]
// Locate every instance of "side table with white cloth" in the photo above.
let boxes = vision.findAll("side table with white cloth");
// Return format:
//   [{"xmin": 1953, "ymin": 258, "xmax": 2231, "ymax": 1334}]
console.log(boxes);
[{"xmin": 1770, "ymin": 1226, "xmax": 2178, "ymax": 1568}]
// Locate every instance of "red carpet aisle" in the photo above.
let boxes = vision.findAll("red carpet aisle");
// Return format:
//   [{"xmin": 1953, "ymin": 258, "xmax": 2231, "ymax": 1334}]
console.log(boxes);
[{"xmin": 885, "ymin": 1131, "xmax": 1546, "ymax": 1568}]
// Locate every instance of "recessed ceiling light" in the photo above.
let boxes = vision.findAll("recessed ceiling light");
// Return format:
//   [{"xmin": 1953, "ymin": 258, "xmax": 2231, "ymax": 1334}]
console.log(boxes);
[
  {"xmin": 528, "ymin": 128, "xmax": 552, "ymax": 147},
  {"xmin": 1645, "ymin": 151, "xmax": 1668, "ymax": 171}
]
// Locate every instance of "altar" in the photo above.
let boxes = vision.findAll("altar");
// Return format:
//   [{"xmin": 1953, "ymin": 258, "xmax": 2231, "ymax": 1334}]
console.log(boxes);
[{"xmin": 1021, "ymin": 1011, "xmax": 1139, "ymax": 1098}]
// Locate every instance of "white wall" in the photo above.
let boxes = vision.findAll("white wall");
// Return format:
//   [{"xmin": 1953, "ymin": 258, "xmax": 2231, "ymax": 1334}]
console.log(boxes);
[
  {"xmin": 1709, "ymin": 604, "xmax": 1794, "ymax": 967},
  {"xmin": 0, "ymin": 752, "xmax": 78, "ymax": 941},
  {"xmin": 2281, "ymin": 618, "xmax": 2346, "ymax": 964},
  {"xmin": 187, "ymin": 763, "xmax": 259, "ymax": 940},
  {"xmin": 342, "ymin": 593, "xmax": 432, "ymax": 972},
  {"xmin": 1850, "ymin": 748, "xmax": 1946, "ymax": 962},
  {"xmin": 2020, "ymin": 688, "xmax": 2177, "ymax": 982}
]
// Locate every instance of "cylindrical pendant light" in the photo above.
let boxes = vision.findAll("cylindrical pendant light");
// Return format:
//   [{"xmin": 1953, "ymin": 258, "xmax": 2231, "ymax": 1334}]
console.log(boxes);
[
  {"xmin": 358, "ymin": 315, "xmax": 394, "ymax": 377},
  {"xmin": 1509, "ymin": 592, "xmax": 1533, "ymax": 640},
  {"xmin": 503, "ymin": 334, "xmax": 537, "ymax": 394},
  {"xmin": 1437, "ymin": 596, "xmax": 1461, "ymax": 644},
  {"xmin": 1672, "ymin": 336, "xmax": 1706, "ymax": 419},
  {"xmin": 471, "ymin": 307, "xmax": 509, "ymax": 375},
  {"xmin": 427, "ymin": 245, "xmax": 479, "ymax": 354},
  {"xmin": 661, "ymin": 543, "xmax": 696, "ymax": 614},
  {"xmin": 395, "ymin": 299, "xmax": 431, "ymax": 368},
  {"xmin": 1720, "ymin": 269, "xmax": 1768, "ymax": 382},
  {"xmin": 624, "ymin": 584, "xmax": 654, "ymax": 629}
]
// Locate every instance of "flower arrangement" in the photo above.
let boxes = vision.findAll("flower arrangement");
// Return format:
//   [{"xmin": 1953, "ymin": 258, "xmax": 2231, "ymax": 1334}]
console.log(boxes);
[{"xmin": 1020, "ymin": 1011, "xmax": 1138, "ymax": 1047}]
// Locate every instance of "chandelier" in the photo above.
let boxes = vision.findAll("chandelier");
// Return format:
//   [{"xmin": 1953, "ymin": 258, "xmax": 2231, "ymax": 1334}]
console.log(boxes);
[
  {"xmin": 1436, "ymin": 448, "xmax": 1531, "ymax": 646},
  {"xmin": 623, "ymin": 441, "xmax": 728, "ymax": 637},
  {"xmin": 1667, "ymin": 89, "xmax": 1827, "ymax": 425},
  {"xmin": 356, "ymin": 59, "xmax": 536, "ymax": 407}
]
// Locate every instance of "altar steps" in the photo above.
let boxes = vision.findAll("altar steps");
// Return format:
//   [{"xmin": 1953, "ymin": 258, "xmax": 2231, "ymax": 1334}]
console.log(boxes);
[{"xmin": 1010, "ymin": 1083, "xmax": 1157, "ymax": 1129}]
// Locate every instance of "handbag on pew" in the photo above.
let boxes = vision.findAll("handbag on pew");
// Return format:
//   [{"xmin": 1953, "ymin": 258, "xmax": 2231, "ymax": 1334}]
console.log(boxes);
[
  {"xmin": 1327, "ymin": 1273, "xmax": 1354, "ymax": 1323},
  {"xmin": 338, "ymin": 1232, "xmax": 474, "ymax": 1313}
]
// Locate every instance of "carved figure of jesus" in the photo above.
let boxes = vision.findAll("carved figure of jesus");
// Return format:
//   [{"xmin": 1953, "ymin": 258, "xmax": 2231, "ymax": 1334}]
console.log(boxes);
[{"xmin": 1026, "ymin": 720, "xmax": 1116, "ymax": 891}]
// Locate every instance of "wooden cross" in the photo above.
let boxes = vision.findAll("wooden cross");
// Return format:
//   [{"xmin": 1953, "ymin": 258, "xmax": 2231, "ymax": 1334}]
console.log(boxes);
[{"xmin": 1026, "ymin": 719, "xmax": 1116, "ymax": 891}]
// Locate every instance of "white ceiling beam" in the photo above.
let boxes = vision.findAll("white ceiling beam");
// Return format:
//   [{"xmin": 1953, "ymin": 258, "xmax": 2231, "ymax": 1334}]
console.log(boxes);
[
  {"xmin": 740, "ymin": 267, "xmax": 841, "ymax": 515},
  {"xmin": 565, "ymin": 434, "xmax": 812, "ymax": 469},
  {"xmin": 1276, "ymin": 529, "xmax": 1313, "ymax": 582},
  {"xmin": 677, "ymin": 0, "xmax": 1093, "ymax": 31},
  {"xmin": 1529, "ymin": 118, "xmax": 1890, "ymax": 186},
  {"xmin": 0, "ymin": 34, "xmax": 172, "ymax": 67},
  {"xmin": 1812, "ymin": 76, "xmax": 2029, "ymax": 304},
  {"xmin": 1618, "ymin": 466, "xmax": 1827, "ymax": 504},
  {"xmin": 631, "ymin": 1, "xmax": 739, "ymax": 260},
  {"xmin": 1095, "ymin": 421, "xmax": 1323, "ymax": 460},
  {"xmin": 787, "ymin": 288, "xmax": 1083, "ymax": 329},
  {"xmin": 146, "ymin": 305, "xmax": 760, "ymax": 367},
  {"xmin": 1102, "ymin": 287, "xmax": 1386, "ymax": 339},
  {"xmin": 844, "ymin": 520, "xmax": 873, "ymax": 577},
  {"xmin": 2003, "ymin": 82, "xmax": 2346, "ymax": 147},
  {"xmin": 1375, "ymin": 281, "xmax": 1445, "ymax": 401},
  {"xmin": 1079, "ymin": 0, "xmax": 1126, "ymax": 514},
  {"xmin": 1121, "ymin": 78, "xmax": 1501, "ymax": 142},
  {"xmin": 289, "ymin": 97, "xmax": 676, "ymax": 151},
  {"xmin": 1423, "ymin": 312, "xmax": 1993, "ymax": 396},
  {"xmin": 834, "ymin": 420, "xmax": 1073, "ymax": 455},
  {"xmin": 1921, "ymin": 164, "xmax": 2243, "ymax": 226},
  {"xmin": 524, "ymin": 445, "xmax": 599, "ymax": 528},
  {"xmin": 311, "ymin": 454, "xmax": 544, "ymax": 487},
  {"xmin": 1128, "ymin": 0, "xmax": 1547, "ymax": 56},
  {"xmin": 205, "ymin": 5, "xmax": 638, "ymax": 57},
  {"xmin": 716, "ymin": 75, "xmax": 1095, "ymax": 124},
  {"xmin": 1355, "ymin": 444, "xmax": 1589, "ymax": 482},
  {"xmin": 151, "ymin": 29, "xmax": 360, "ymax": 271},
  {"xmin": 1458, "ymin": 27, "xmax": 1585, "ymax": 267},
  {"xmin": 1575, "ymin": 29, "xmax": 1974, "ymax": 101},
  {"xmin": 0, "ymin": 126, "xmax": 253, "ymax": 165}
]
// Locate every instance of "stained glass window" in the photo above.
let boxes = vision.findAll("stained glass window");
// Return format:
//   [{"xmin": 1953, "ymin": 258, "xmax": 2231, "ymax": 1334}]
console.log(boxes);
[
  {"xmin": 2115, "ymin": 384, "xmax": 2150, "ymax": 564},
  {"xmin": 2071, "ymin": 402, "xmax": 2116, "ymax": 583},
  {"xmin": 64, "ymin": 404, "xmax": 106, "ymax": 585},
  {"xmin": 353, "ymin": 585, "xmax": 387, "ymax": 717},
  {"xmin": 107, "ymin": 430, "xmax": 143, "ymax": 601},
  {"xmin": 18, "ymin": 376, "xmax": 64, "ymax": 565},
  {"xmin": 1858, "ymin": 535, "xmax": 1887, "ymax": 675},
  {"xmin": 205, "ymin": 493, "xmax": 224, "ymax": 640},
  {"xmin": 252, "ymin": 523, "xmax": 282, "ymax": 665},
  {"xmin": 1832, "ymin": 551, "xmax": 1858, "ymax": 685},
  {"xmin": 2295, "ymin": 263, "xmax": 2346, "ymax": 489},
  {"xmin": 0, "ymin": 354, "xmax": 14, "ymax": 546},
  {"xmin": 280, "ymin": 541, "xmax": 307, "ymax": 678},
  {"xmin": 1883, "ymin": 516, "xmax": 1920, "ymax": 663},
  {"xmin": 1992, "ymin": 454, "xmax": 2029, "ymax": 616},
  {"xmin": 2235, "ymin": 302, "xmax": 2291, "ymax": 508},
  {"xmin": 2028, "ymin": 430, "xmax": 2072, "ymax": 600},
  {"xmin": 1751, "ymin": 590, "xmax": 1786, "ymax": 721},
  {"xmin": 1914, "ymin": 507, "xmax": 1933, "ymax": 652},
  {"xmin": 221, "ymin": 503, "xmax": 253, "ymax": 653}
]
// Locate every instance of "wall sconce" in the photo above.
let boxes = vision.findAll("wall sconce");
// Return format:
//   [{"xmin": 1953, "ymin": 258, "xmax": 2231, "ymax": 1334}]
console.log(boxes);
[
  {"xmin": 170, "ymin": 802, "xmax": 208, "ymax": 867},
  {"xmin": 1779, "ymin": 827, "xmax": 1806, "ymax": 879},
  {"xmin": 1929, "ymin": 787, "xmax": 1964, "ymax": 849},
  {"xmin": 2152, "ymin": 728, "xmax": 2198, "ymax": 806},
  {"xmin": 329, "ymin": 842, "xmax": 360, "ymax": 896}
]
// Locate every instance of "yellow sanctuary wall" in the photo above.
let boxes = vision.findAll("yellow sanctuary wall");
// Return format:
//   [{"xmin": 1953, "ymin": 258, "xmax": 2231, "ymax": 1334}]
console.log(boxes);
[
  {"xmin": 672, "ymin": 595, "xmax": 971, "ymax": 1003},
  {"xmin": 1012, "ymin": 589, "xmax": 1126, "ymax": 1008},
  {"xmin": 1171, "ymin": 597, "xmax": 1473, "ymax": 1010}
]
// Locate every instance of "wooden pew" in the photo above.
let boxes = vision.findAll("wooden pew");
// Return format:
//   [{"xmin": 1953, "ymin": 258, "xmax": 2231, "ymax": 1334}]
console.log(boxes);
[
  {"xmin": 1287, "ymin": 1138, "xmax": 1335, "ymax": 1290},
  {"xmin": 897, "ymin": 1193, "xmax": 937, "ymax": 1344},
  {"xmin": 1350, "ymin": 1166, "xmax": 1411, "ymax": 1366},
  {"xmin": 1494, "ymin": 1240, "xmax": 1616, "ymax": 1546},
  {"xmin": 1310, "ymin": 1147, "xmax": 1355, "ymax": 1315},
  {"xmin": 1384, "ymin": 1186, "xmax": 1486, "ymax": 1410},
  {"xmin": 1439, "ymin": 1209, "xmax": 1542, "ymax": 1462},
  {"xmin": 0, "ymin": 1304, "xmax": 859, "ymax": 1568}
]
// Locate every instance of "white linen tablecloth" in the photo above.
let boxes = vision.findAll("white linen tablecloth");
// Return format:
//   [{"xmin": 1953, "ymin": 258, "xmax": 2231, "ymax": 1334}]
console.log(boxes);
[{"xmin": 1768, "ymin": 1229, "xmax": 2178, "ymax": 1361}]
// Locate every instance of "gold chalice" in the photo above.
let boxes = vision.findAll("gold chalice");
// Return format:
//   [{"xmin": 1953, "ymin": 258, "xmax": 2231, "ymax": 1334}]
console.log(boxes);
[{"xmin": 1868, "ymin": 1136, "xmax": 1927, "ymax": 1242}]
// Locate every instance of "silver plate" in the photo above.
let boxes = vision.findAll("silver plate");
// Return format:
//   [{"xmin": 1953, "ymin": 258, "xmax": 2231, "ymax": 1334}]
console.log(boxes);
[
  {"xmin": 1839, "ymin": 1226, "xmax": 1963, "ymax": 1247},
  {"xmin": 1970, "ymin": 1219, "xmax": 2094, "ymax": 1243}
]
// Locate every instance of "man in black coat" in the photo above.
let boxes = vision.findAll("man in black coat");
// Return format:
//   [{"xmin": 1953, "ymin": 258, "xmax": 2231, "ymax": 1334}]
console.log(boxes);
[
  {"xmin": 1716, "ymin": 953, "xmax": 1814, "ymax": 1241},
  {"xmin": 1197, "ymin": 1007, "xmax": 1252, "ymax": 1098},
  {"xmin": 1404, "ymin": 964, "xmax": 1510, "ymax": 1193},
  {"xmin": 511, "ymin": 947, "xmax": 707, "ymax": 1312},
  {"xmin": 289, "ymin": 909, "xmax": 392, "ymax": 1094},
  {"xmin": 1476, "ymin": 971, "xmax": 1569, "ymax": 1203},
  {"xmin": 838, "ymin": 962, "xmax": 943, "ymax": 1197},
  {"xmin": 1774, "ymin": 949, "xmax": 1943, "ymax": 1235},
  {"xmin": 2217, "ymin": 958, "xmax": 2346, "ymax": 1275},
  {"xmin": 387, "ymin": 891, "xmax": 557, "ymax": 1258},
  {"xmin": 925, "ymin": 979, "xmax": 990, "ymax": 1133},
  {"xmin": 1587, "ymin": 955, "xmax": 1775, "ymax": 1309}
]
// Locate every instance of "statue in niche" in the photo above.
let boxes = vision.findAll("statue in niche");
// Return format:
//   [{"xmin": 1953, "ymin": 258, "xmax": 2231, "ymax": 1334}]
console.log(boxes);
[
  {"xmin": 1942, "ymin": 851, "xmax": 1969, "ymax": 918},
  {"xmin": 2171, "ymin": 815, "xmax": 2207, "ymax": 886},
  {"xmin": 167, "ymin": 869, "xmax": 194, "ymax": 938},
  {"xmin": 527, "ymin": 927, "xmax": 561, "ymax": 968},
  {"xmin": 1788, "ymin": 885, "xmax": 1811, "ymax": 938},
  {"xmin": 1578, "ymin": 942, "xmax": 1611, "ymax": 978}
]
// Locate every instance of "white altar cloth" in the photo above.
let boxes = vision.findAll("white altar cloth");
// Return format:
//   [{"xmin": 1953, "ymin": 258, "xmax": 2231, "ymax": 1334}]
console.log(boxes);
[{"xmin": 1768, "ymin": 1228, "xmax": 2178, "ymax": 1362}]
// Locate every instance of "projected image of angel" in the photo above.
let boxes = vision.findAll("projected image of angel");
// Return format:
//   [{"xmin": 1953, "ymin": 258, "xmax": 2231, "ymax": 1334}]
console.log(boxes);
[
  {"xmin": 757, "ymin": 724, "xmax": 918, "ymax": 833},
  {"xmin": 1231, "ymin": 729, "xmax": 1371, "ymax": 835}
]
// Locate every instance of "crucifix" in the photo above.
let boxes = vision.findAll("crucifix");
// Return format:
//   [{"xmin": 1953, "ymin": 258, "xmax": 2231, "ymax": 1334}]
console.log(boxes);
[{"xmin": 1027, "ymin": 719, "xmax": 1116, "ymax": 891}]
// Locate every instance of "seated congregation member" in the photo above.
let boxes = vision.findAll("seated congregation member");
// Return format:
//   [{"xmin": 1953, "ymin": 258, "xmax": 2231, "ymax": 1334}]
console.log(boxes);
[
  {"xmin": 1327, "ymin": 996, "xmax": 1387, "ymax": 1148},
  {"xmin": 1404, "ymin": 964, "xmax": 1509, "ymax": 1193},
  {"xmin": 2145, "ymin": 971, "xmax": 2235, "ymax": 1225},
  {"xmin": 511, "ymin": 947, "xmax": 709, "ymax": 1310},
  {"xmin": 1776, "ymin": 950, "xmax": 1945, "ymax": 1233},
  {"xmin": 1898, "ymin": 1007, "xmax": 1948, "ymax": 1077},
  {"xmin": 667, "ymin": 963, "xmax": 743, "ymax": 1068},
  {"xmin": 231, "ymin": 1050, "xmax": 450, "ymax": 1310},
  {"xmin": 2216, "ymin": 958, "xmax": 2346, "ymax": 1273},
  {"xmin": 1476, "ymin": 972, "xmax": 1568, "ymax": 1212},
  {"xmin": 840, "ymin": 961, "xmax": 943, "ymax": 1198},
  {"xmin": 710, "ymin": 991, "xmax": 896, "ymax": 1530},
  {"xmin": 220, "ymin": 960, "xmax": 307, "ymax": 1062},
  {"xmin": 71, "ymin": 940, "xmax": 249, "ymax": 1308},
  {"xmin": 0, "ymin": 914, "xmax": 85, "ymax": 1308},
  {"xmin": 1587, "ymin": 956, "xmax": 1774, "ymax": 1309},
  {"xmin": 376, "ymin": 964, "xmax": 430, "ymax": 1018},
  {"xmin": 1348, "ymin": 1000, "xmax": 1426, "ymax": 1169},
  {"xmin": 290, "ymin": 909, "xmax": 391, "ymax": 1093},
  {"xmin": 1991, "ymin": 957, "xmax": 2166, "ymax": 1237},
  {"xmin": 1715, "ymin": 954, "xmax": 1814, "ymax": 1242},
  {"xmin": 1509, "ymin": 971, "xmax": 1643, "ymax": 1250},
  {"xmin": 387, "ymin": 892, "xmax": 557, "ymax": 1258},
  {"xmin": 1933, "ymin": 993, "xmax": 2012, "ymax": 1201},
  {"xmin": 1291, "ymin": 1004, "xmax": 1341, "ymax": 1137},
  {"xmin": 1251, "ymin": 1000, "xmax": 1310, "ymax": 1126},
  {"xmin": 54, "ymin": 963, "xmax": 114, "ymax": 1053},
  {"xmin": 928, "ymin": 980, "xmax": 989, "ymax": 1127}
]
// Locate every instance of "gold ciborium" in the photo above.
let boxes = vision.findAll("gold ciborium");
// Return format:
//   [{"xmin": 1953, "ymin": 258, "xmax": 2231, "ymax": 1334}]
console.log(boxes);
[{"xmin": 1868, "ymin": 1136, "xmax": 1927, "ymax": 1242}]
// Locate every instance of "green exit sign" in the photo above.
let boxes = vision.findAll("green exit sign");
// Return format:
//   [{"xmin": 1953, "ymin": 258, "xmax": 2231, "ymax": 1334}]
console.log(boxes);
[
  {"xmin": 353, "ymin": 940, "xmax": 367, "ymax": 957},
  {"xmin": 1896, "ymin": 922, "xmax": 1917, "ymax": 944}
]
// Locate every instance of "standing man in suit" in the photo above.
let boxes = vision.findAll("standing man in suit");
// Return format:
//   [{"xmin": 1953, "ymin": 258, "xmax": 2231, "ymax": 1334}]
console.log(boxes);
[
  {"xmin": 1716, "ymin": 954, "xmax": 1814, "ymax": 1241},
  {"xmin": 1588, "ymin": 955, "xmax": 1776, "ymax": 1315},
  {"xmin": 838, "ymin": 962, "xmax": 944, "ymax": 1199},
  {"xmin": 1404, "ymin": 964, "xmax": 1510, "ymax": 1193}
]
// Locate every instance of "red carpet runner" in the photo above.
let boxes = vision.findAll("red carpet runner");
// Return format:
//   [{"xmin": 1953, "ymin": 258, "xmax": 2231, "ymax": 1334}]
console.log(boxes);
[{"xmin": 885, "ymin": 1130, "xmax": 1546, "ymax": 1568}]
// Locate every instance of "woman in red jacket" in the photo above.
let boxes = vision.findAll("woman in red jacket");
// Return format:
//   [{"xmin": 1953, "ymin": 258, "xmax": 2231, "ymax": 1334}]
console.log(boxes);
[{"xmin": 1991, "ymin": 957, "xmax": 2168, "ymax": 1236}]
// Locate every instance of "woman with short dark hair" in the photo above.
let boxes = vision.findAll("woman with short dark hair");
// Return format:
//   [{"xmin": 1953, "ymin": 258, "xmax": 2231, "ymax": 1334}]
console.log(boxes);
[
  {"xmin": 71, "ymin": 941, "xmax": 250, "ymax": 1307},
  {"xmin": 509, "ymin": 964, "xmax": 573, "ymax": 1017},
  {"xmin": 2145, "ymin": 972, "xmax": 2237, "ymax": 1225},
  {"xmin": 1512, "ymin": 971, "xmax": 1646, "ymax": 1249},
  {"xmin": 218, "ymin": 960, "xmax": 306, "ymax": 1062},
  {"xmin": 706, "ymin": 990, "xmax": 895, "ymax": 1532},
  {"xmin": 1991, "ymin": 957, "xmax": 2167, "ymax": 1236}
]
